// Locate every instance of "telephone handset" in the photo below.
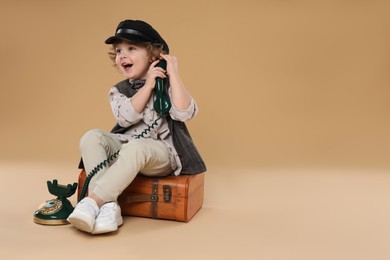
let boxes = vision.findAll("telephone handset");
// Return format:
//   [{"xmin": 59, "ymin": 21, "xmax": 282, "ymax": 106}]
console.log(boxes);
[
  {"xmin": 154, "ymin": 60, "xmax": 171, "ymax": 116},
  {"xmin": 78, "ymin": 60, "xmax": 172, "ymax": 202}
]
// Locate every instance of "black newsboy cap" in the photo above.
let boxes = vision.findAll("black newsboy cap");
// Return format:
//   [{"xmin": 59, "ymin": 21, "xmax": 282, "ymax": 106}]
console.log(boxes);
[{"xmin": 105, "ymin": 20, "xmax": 169, "ymax": 54}]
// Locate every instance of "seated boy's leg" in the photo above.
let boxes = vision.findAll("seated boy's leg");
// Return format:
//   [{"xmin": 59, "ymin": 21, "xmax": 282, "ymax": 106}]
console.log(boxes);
[
  {"xmin": 79, "ymin": 129, "xmax": 123, "ymax": 191},
  {"xmin": 92, "ymin": 138, "xmax": 171, "ymax": 203}
]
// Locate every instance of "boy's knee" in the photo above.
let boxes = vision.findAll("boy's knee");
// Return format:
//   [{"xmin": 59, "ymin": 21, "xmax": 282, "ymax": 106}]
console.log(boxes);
[{"xmin": 80, "ymin": 129, "xmax": 106, "ymax": 148}]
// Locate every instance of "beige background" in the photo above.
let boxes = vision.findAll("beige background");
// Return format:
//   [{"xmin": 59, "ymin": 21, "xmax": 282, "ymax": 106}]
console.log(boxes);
[
  {"xmin": 1, "ymin": 0, "xmax": 390, "ymax": 169},
  {"xmin": 1, "ymin": 0, "xmax": 390, "ymax": 259}
]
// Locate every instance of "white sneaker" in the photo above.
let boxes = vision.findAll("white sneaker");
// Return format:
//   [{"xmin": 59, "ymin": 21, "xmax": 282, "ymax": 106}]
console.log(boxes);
[
  {"xmin": 91, "ymin": 202, "xmax": 123, "ymax": 234},
  {"xmin": 67, "ymin": 197, "xmax": 99, "ymax": 233}
]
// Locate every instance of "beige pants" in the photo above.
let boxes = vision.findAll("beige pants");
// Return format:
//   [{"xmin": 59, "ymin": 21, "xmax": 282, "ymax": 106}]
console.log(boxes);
[{"xmin": 80, "ymin": 129, "xmax": 172, "ymax": 202}]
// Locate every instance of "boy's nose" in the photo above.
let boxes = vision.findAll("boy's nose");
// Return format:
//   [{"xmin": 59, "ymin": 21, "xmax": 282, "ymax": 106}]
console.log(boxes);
[{"xmin": 118, "ymin": 51, "xmax": 128, "ymax": 59}]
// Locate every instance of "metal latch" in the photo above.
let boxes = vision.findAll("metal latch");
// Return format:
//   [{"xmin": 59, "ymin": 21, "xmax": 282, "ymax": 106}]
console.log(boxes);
[
  {"xmin": 150, "ymin": 194, "xmax": 159, "ymax": 202},
  {"xmin": 163, "ymin": 185, "xmax": 171, "ymax": 202},
  {"xmin": 150, "ymin": 180, "xmax": 159, "ymax": 202}
]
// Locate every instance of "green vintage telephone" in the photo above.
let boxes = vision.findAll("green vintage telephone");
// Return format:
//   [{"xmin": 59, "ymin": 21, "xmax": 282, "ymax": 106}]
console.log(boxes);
[
  {"xmin": 33, "ymin": 180, "xmax": 77, "ymax": 225},
  {"xmin": 34, "ymin": 60, "xmax": 171, "ymax": 225}
]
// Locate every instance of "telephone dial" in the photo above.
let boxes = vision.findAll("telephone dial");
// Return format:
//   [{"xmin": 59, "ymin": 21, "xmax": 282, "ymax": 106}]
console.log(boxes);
[{"xmin": 34, "ymin": 59, "xmax": 172, "ymax": 225}]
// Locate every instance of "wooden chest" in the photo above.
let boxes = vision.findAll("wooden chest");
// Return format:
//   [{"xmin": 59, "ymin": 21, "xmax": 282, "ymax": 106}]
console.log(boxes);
[{"xmin": 77, "ymin": 170, "xmax": 205, "ymax": 222}]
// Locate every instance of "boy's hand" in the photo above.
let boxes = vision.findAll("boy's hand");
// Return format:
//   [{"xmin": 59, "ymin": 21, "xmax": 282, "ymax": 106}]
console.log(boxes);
[
  {"xmin": 144, "ymin": 59, "xmax": 167, "ymax": 90},
  {"xmin": 160, "ymin": 54, "xmax": 179, "ymax": 78}
]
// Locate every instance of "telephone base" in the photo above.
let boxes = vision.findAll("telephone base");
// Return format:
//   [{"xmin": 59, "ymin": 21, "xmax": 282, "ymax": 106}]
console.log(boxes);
[
  {"xmin": 33, "ymin": 198, "xmax": 74, "ymax": 225},
  {"xmin": 33, "ymin": 179, "xmax": 77, "ymax": 225},
  {"xmin": 33, "ymin": 216, "xmax": 69, "ymax": 225}
]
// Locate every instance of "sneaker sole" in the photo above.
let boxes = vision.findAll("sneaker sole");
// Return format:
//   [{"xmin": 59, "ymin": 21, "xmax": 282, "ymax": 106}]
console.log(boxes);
[
  {"xmin": 68, "ymin": 216, "xmax": 94, "ymax": 233},
  {"xmin": 91, "ymin": 217, "xmax": 123, "ymax": 235}
]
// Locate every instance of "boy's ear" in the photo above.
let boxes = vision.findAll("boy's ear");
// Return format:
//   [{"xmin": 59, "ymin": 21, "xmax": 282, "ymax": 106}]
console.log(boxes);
[{"xmin": 149, "ymin": 57, "xmax": 158, "ymax": 63}]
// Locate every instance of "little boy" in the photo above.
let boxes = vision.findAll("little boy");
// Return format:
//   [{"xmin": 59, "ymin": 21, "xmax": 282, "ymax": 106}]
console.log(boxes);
[{"xmin": 67, "ymin": 20, "xmax": 206, "ymax": 234}]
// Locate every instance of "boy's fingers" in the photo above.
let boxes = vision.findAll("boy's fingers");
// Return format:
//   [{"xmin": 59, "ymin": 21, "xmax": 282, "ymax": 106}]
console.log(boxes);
[{"xmin": 150, "ymin": 59, "xmax": 160, "ymax": 68}]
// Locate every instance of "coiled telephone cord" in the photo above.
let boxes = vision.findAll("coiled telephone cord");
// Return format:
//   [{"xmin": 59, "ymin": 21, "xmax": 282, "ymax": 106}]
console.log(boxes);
[{"xmin": 78, "ymin": 150, "xmax": 120, "ymax": 202}]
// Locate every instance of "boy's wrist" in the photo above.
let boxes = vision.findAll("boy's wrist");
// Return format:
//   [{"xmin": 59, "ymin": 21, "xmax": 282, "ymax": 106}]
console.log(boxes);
[
  {"xmin": 143, "ymin": 81, "xmax": 155, "ymax": 91},
  {"xmin": 167, "ymin": 73, "xmax": 179, "ymax": 83}
]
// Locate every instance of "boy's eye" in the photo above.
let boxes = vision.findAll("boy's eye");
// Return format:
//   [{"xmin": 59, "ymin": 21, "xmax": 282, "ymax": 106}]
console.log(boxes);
[
  {"xmin": 128, "ymin": 46, "xmax": 136, "ymax": 51},
  {"xmin": 115, "ymin": 48, "xmax": 121, "ymax": 54}
]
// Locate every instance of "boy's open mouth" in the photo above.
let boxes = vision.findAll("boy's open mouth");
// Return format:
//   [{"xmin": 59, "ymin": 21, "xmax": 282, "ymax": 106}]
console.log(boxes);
[{"xmin": 122, "ymin": 63, "xmax": 133, "ymax": 70}]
